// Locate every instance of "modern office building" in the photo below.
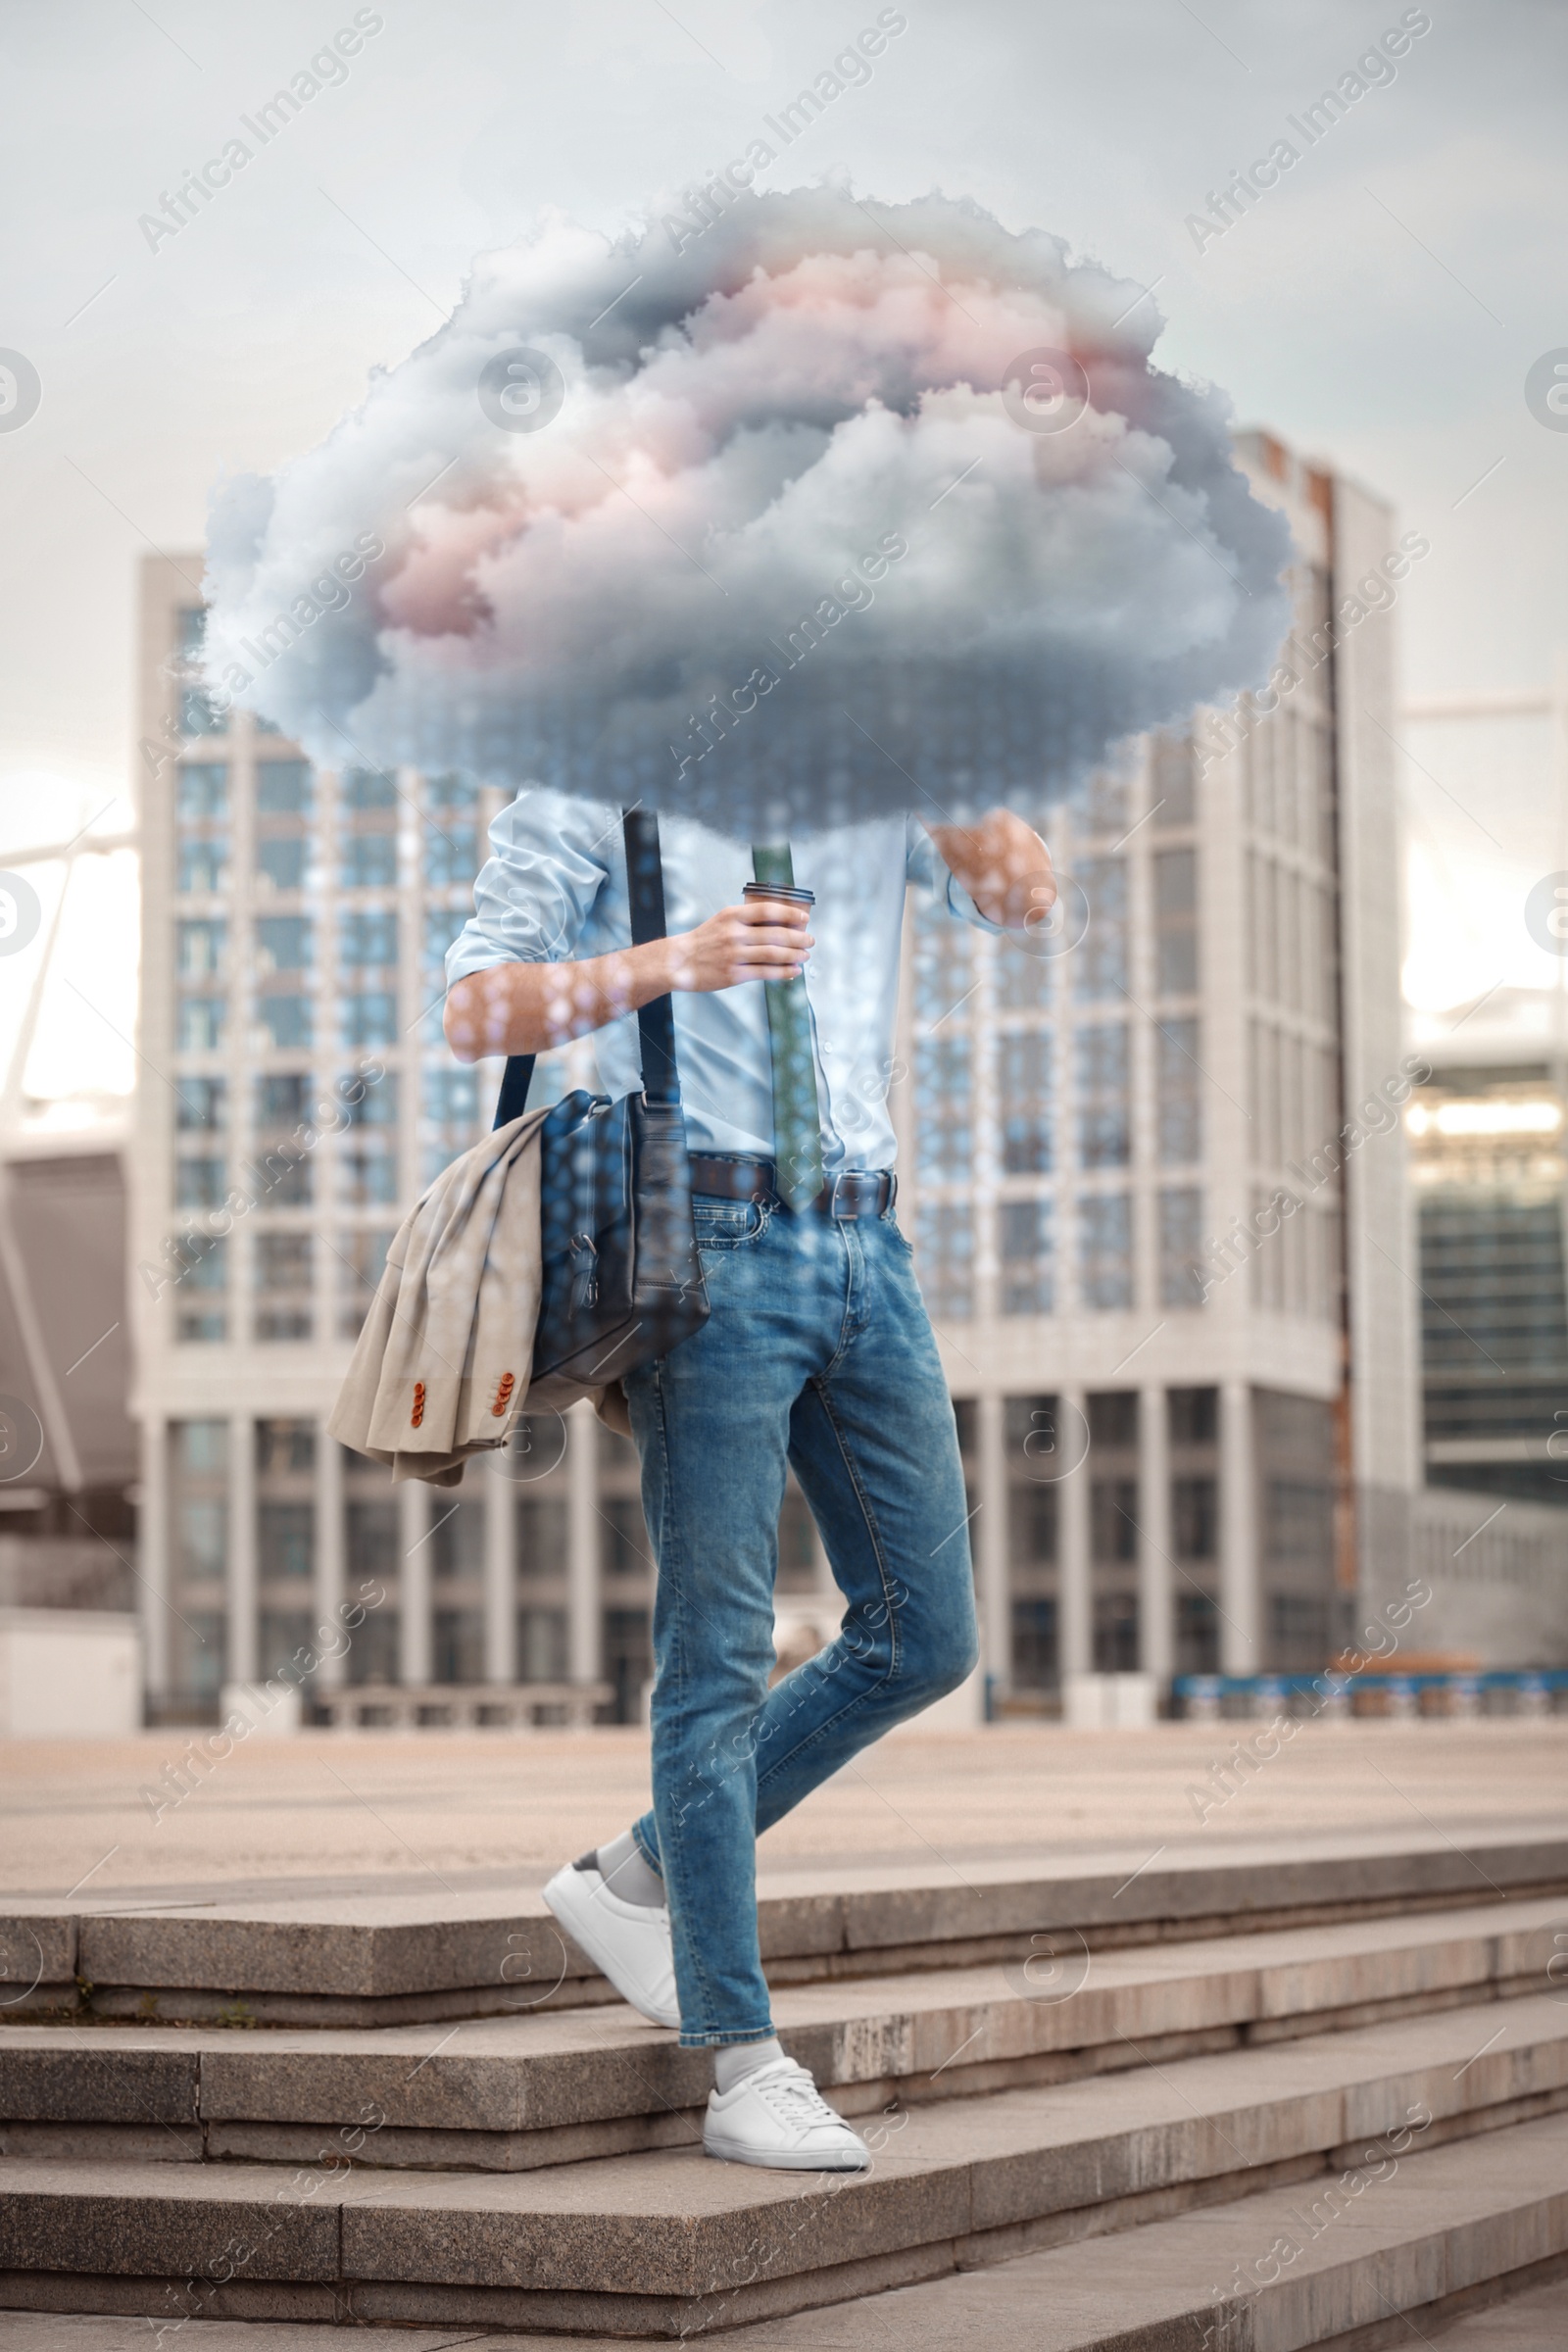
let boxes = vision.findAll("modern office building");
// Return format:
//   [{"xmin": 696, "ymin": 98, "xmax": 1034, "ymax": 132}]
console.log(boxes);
[
  {"xmin": 0, "ymin": 817, "xmax": 138, "ymax": 1616},
  {"xmin": 1404, "ymin": 986, "xmax": 1568, "ymax": 1507},
  {"xmin": 897, "ymin": 429, "xmax": 1422, "ymax": 1699},
  {"xmin": 131, "ymin": 431, "xmax": 1422, "ymax": 1718}
]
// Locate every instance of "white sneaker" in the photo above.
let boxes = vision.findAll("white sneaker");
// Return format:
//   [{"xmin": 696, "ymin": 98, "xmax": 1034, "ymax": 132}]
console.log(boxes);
[
  {"xmin": 704, "ymin": 2056, "xmax": 871, "ymax": 2172},
  {"xmin": 543, "ymin": 1857, "xmax": 680, "ymax": 2029}
]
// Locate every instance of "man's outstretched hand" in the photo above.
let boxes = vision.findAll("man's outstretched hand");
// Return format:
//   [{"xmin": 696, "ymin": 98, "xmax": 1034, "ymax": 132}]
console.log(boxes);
[{"xmin": 925, "ymin": 809, "xmax": 1056, "ymax": 931}]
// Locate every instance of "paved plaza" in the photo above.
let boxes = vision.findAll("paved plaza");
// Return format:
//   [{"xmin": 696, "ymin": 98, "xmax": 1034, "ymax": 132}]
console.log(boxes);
[{"xmin": 3, "ymin": 1719, "xmax": 1564, "ymax": 1909}]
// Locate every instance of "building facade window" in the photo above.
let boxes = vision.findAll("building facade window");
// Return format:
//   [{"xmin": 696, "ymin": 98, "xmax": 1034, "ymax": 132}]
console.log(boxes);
[
  {"xmin": 1076, "ymin": 1022, "xmax": 1131, "ymax": 1169},
  {"xmin": 1158, "ymin": 1185, "xmax": 1204, "ymax": 1305},
  {"xmin": 1078, "ymin": 1192, "xmax": 1133, "ymax": 1309},
  {"xmin": 999, "ymin": 1197, "xmax": 1054, "ymax": 1315},
  {"xmin": 999, "ymin": 1030, "xmax": 1053, "ymax": 1173}
]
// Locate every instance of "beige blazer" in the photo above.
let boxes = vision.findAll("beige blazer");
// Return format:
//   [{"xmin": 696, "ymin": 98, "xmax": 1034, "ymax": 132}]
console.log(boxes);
[{"xmin": 328, "ymin": 1108, "xmax": 630, "ymax": 1486}]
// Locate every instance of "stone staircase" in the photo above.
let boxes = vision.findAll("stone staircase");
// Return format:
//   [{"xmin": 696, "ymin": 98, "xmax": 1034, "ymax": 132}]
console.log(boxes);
[{"xmin": 1, "ymin": 1832, "xmax": 1565, "ymax": 2342}]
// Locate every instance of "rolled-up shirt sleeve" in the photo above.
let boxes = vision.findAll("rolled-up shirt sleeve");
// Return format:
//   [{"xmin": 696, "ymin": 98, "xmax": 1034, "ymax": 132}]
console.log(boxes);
[
  {"xmin": 445, "ymin": 788, "xmax": 618, "ymax": 986},
  {"xmin": 904, "ymin": 813, "xmax": 1009, "ymax": 936}
]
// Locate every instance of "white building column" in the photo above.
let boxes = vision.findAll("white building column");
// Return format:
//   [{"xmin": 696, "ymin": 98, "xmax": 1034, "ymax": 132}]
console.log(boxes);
[
  {"xmin": 1058, "ymin": 1385, "xmax": 1092, "ymax": 1678},
  {"xmin": 567, "ymin": 1401, "xmax": 602, "ymax": 1688},
  {"xmin": 1219, "ymin": 1379, "xmax": 1260, "ymax": 1673},
  {"xmin": 315, "ymin": 1427, "xmax": 344, "ymax": 1689},
  {"xmin": 138, "ymin": 1412, "xmax": 170, "ymax": 1704},
  {"xmin": 1139, "ymin": 1383, "xmax": 1174, "ymax": 1683},
  {"xmin": 484, "ymin": 1459, "xmax": 517, "ymax": 1684},
  {"xmin": 399, "ymin": 1482, "xmax": 432, "ymax": 1685},
  {"xmin": 225, "ymin": 1412, "xmax": 257, "ymax": 1685},
  {"xmin": 976, "ymin": 1392, "xmax": 1009, "ymax": 1701}
]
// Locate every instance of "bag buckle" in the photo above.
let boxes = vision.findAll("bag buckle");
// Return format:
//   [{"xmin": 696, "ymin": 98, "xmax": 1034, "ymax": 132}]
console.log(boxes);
[{"xmin": 568, "ymin": 1232, "xmax": 599, "ymax": 1310}]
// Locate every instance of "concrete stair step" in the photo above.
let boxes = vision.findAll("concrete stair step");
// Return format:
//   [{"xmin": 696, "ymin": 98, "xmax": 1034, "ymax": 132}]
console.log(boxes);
[
  {"xmin": 659, "ymin": 2109, "xmax": 1568, "ymax": 2351},
  {"xmin": 3, "ymin": 1829, "xmax": 1564, "ymax": 2027},
  {"xmin": 3, "ymin": 1896, "xmax": 1565, "ymax": 2172},
  {"xmin": 1, "ymin": 1993, "xmax": 1565, "ymax": 2333}
]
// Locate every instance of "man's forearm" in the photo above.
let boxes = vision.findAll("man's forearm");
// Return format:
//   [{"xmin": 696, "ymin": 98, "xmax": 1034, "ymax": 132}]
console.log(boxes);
[{"xmin": 444, "ymin": 941, "xmax": 676, "ymax": 1061}]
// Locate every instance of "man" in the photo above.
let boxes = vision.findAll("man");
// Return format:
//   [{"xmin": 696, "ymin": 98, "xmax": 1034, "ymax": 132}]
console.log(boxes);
[{"xmin": 445, "ymin": 793, "xmax": 1054, "ymax": 2171}]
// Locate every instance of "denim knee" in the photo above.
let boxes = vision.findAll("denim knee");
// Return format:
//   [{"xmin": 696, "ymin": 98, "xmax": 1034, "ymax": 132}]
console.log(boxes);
[{"xmin": 901, "ymin": 1607, "xmax": 979, "ymax": 1702}]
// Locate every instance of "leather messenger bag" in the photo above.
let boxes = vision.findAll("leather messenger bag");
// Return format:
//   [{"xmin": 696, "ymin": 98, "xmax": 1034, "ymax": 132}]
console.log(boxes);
[{"xmin": 492, "ymin": 808, "xmax": 710, "ymax": 1392}]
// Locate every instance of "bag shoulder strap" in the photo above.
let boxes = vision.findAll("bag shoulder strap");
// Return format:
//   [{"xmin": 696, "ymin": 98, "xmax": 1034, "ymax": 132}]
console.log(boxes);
[
  {"xmin": 493, "ymin": 808, "xmax": 679, "ymax": 1129},
  {"xmin": 623, "ymin": 808, "xmax": 680, "ymax": 1110}
]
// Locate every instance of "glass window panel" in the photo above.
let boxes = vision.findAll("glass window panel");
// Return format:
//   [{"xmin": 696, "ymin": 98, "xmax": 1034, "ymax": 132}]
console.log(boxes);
[
  {"xmin": 176, "ymin": 919, "xmax": 227, "ymax": 978},
  {"xmin": 179, "ymin": 686, "xmax": 226, "ymax": 737},
  {"xmin": 342, "ymin": 910, "xmax": 399, "ymax": 966},
  {"xmin": 914, "ymin": 1036, "xmax": 971, "ymax": 1180},
  {"xmin": 999, "ymin": 1031, "xmax": 1054, "ymax": 1174},
  {"xmin": 256, "ymin": 915, "xmax": 313, "ymax": 973},
  {"xmin": 341, "ymin": 1144, "xmax": 399, "ymax": 1204},
  {"xmin": 176, "ymin": 763, "xmax": 228, "ymax": 819},
  {"xmin": 424, "ymin": 905, "xmax": 468, "ymax": 978},
  {"xmin": 911, "ymin": 914, "xmax": 974, "ymax": 1027},
  {"xmin": 995, "ymin": 939, "xmax": 1051, "ymax": 1010},
  {"xmin": 1154, "ymin": 848, "xmax": 1199, "ymax": 997},
  {"xmin": 1156, "ymin": 1019, "xmax": 1201, "ymax": 1165},
  {"xmin": 343, "ymin": 992, "xmax": 398, "ymax": 1046},
  {"xmin": 1074, "ymin": 858, "xmax": 1127, "ymax": 1000},
  {"xmin": 260, "ymin": 1502, "xmax": 314, "ymax": 1579},
  {"xmin": 256, "ymin": 1073, "xmax": 311, "ymax": 1129},
  {"xmin": 175, "ymin": 997, "xmax": 226, "ymax": 1052},
  {"xmin": 337, "ymin": 1228, "xmax": 395, "ymax": 1338},
  {"xmin": 256, "ymin": 836, "xmax": 308, "ymax": 892},
  {"xmin": 344, "ymin": 767, "xmax": 399, "ymax": 808},
  {"xmin": 173, "ymin": 1233, "xmax": 227, "ymax": 1341},
  {"xmin": 999, "ymin": 1197, "xmax": 1054, "ymax": 1314},
  {"xmin": 255, "ymin": 1235, "xmax": 312, "ymax": 1340},
  {"xmin": 432, "ymin": 1500, "xmax": 485, "ymax": 1581},
  {"xmin": 1076, "ymin": 1023, "xmax": 1130, "ymax": 1169},
  {"xmin": 1011, "ymin": 1597, "xmax": 1057, "ymax": 1688},
  {"xmin": 1078, "ymin": 1193, "xmax": 1133, "ymax": 1310},
  {"xmin": 1173, "ymin": 1474, "xmax": 1217, "ymax": 1557},
  {"xmin": 345, "ymin": 1071, "xmax": 398, "ymax": 1126},
  {"xmin": 175, "ymin": 607, "xmax": 207, "ymax": 659},
  {"xmin": 256, "ymin": 760, "xmax": 312, "ymax": 814},
  {"xmin": 1091, "ymin": 1476, "xmax": 1139, "ymax": 1561},
  {"xmin": 913, "ymin": 1201, "xmax": 974, "ymax": 1318},
  {"xmin": 517, "ymin": 1606, "xmax": 567, "ymax": 1680},
  {"xmin": 424, "ymin": 1066, "xmax": 479, "ymax": 1126},
  {"xmin": 175, "ymin": 1156, "xmax": 225, "ymax": 1208},
  {"xmin": 1168, "ymin": 1386, "xmax": 1218, "ymax": 1446},
  {"xmin": 258, "ymin": 996, "xmax": 313, "ymax": 1050},
  {"xmin": 175, "ymin": 1077, "xmax": 227, "ymax": 1130},
  {"xmin": 425, "ymin": 824, "xmax": 479, "ymax": 887},
  {"xmin": 433, "ymin": 1608, "xmax": 485, "ymax": 1683},
  {"xmin": 177, "ymin": 837, "xmax": 229, "ymax": 893},
  {"xmin": 516, "ymin": 1492, "xmax": 568, "ymax": 1578},
  {"xmin": 1158, "ymin": 1186, "xmax": 1205, "ymax": 1305},
  {"xmin": 342, "ymin": 832, "xmax": 397, "ymax": 888},
  {"xmin": 427, "ymin": 771, "xmax": 480, "ymax": 809}
]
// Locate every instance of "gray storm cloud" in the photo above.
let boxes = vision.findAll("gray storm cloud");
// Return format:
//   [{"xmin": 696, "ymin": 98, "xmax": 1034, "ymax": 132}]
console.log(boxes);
[{"xmin": 202, "ymin": 184, "xmax": 1294, "ymax": 832}]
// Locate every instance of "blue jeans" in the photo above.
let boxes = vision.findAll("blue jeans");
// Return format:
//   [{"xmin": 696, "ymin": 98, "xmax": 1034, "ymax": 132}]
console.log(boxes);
[{"xmin": 624, "ymin": 1191, "xmax": 979, "ymax": 2047}]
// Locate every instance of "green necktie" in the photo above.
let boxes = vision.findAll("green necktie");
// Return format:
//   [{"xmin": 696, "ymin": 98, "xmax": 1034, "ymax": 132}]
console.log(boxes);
[{"xmin": 752, "ymin": 845, "xmax": 824, "ymax": 1209}]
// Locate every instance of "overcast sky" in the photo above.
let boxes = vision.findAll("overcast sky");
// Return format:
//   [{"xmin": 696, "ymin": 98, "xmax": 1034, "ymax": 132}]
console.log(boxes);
[{"xmin": 1, "ymin": 0, "xmax": 1565, "ymax": 1067}]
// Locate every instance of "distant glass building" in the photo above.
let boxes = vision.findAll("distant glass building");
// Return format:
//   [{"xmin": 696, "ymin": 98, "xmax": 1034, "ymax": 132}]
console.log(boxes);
[
  {"xmin": 131, "ymin": 428, "xmax": 1423, "ymax": 1717},
  {"xmin": 1405, "ymin": 1015, "xmax": 1568, "ymax": 1506}
]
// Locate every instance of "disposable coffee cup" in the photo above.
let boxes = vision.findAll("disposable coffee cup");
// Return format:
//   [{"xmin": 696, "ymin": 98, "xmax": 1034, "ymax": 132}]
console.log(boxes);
[{"xmin": 742, "ymin": 881, "xmax": 815, "ymax": 909}]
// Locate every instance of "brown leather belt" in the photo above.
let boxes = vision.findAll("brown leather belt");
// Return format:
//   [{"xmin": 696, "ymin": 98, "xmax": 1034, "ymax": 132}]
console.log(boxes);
[{"xmin": 689, "ymin": 1154, "xmax": 897, "ymax": 1218}]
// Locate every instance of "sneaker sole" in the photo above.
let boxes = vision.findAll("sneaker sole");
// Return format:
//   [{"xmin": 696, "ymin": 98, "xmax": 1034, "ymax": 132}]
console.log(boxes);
[
  {"xmin": 542, "ymin": 1866, "xmax": 681, "ymax": 2030},
  {"xmin": 702, "ymin": 2132, "xmax": 871, "ymax": 2172}
]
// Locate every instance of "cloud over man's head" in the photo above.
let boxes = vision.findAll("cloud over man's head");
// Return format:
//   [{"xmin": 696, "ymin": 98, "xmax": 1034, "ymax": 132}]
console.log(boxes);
[{"xmin": 203, "ymin": 184, "xmax": 1293, "ymax": 833}]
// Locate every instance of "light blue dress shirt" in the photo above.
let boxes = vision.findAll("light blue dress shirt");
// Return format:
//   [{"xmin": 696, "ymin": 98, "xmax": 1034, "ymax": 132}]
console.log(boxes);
[{"xmin": 446, "ymin": 787, "xmax": 1002, "ymax": 1171}]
